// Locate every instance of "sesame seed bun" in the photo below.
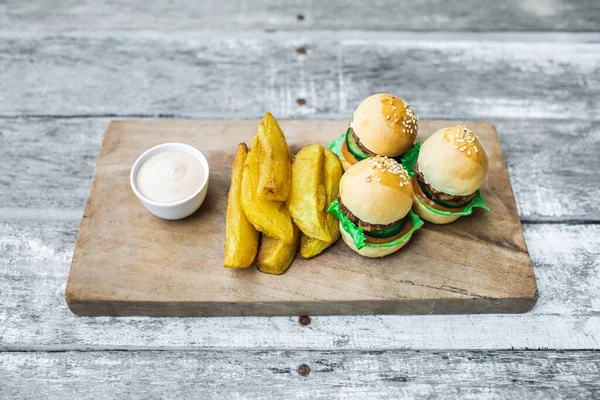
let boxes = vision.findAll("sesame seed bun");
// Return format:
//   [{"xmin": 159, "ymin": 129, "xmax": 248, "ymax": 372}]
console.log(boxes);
[
  {"xmin": 339, "ymin": 156, "xmax": 413, "ymax": 225},
  {"xmin": 418, "ymin": 126, "xmax": 488, "ymax": 196},
  {"xmin": 351, "ymin": 93, "xmax": 418, "ymax": 157},
  {"xmin": 340, "ymin": 222, "xmax": 411, "ymax": 258},
  {"xmin": 412, "ymin": 194, "xmax": 461, "ymax": 224}
]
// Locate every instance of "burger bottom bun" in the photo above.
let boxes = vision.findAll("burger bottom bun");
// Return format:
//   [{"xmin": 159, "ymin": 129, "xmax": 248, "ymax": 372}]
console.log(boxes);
[
  {"xmin": 340, "ymin": 157, "xmax": 353, "ymax": 171},
  {"xmin": 340, "ymin": 222, "xmax": 410, "ymax": 258},
  {"xmin": 412, "ymin": 194, "xmax": 461, "ymax": 225}
]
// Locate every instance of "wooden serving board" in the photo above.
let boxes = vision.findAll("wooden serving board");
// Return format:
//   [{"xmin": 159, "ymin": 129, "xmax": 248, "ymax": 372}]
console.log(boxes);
[{"xmin": 66, "ymin": 120, "xmax": 537, "ymax": 316}]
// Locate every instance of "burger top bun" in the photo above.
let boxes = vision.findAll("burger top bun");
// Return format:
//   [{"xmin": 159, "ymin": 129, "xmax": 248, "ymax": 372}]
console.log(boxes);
[
  {"xmin": 418, "ymin": 126, "xmax": 488, "ymax": 196},
  {"xmin": 351, "ymin": 93, "xmax": 417, "ymax": 157},
  {"xmin": 339, "ymin": 156, "xmax": 413, "ymax": 225}
]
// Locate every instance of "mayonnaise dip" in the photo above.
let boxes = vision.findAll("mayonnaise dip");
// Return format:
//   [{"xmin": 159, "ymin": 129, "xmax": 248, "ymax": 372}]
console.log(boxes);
[{"xmin": 136, "ymin": 151, "xmax": 204, "ymax": 203}]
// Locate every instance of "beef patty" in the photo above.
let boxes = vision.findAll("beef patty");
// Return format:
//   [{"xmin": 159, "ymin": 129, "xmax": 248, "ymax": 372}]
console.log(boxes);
[
  {"xmin": 338, "ymin": 196, "xmax": 400, "ymax": 232},
  {"xmin": 414, "ymin": 163, "xmax": 476, "ymax": 207}
]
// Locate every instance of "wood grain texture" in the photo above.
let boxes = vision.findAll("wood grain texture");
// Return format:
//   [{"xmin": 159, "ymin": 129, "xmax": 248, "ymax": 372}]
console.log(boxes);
[
  {"xmin": 2, "ymin": 350, "xmax": 600, "ymax": 399},
  {"xmin": 2, "ymin": 117, "xmax": 598, "ymax": 221},
  {"xmin": 0, "ymin": 220, "xmax": 600, "ymax": 351},
  {"xmin": 1, "ymin": 220, "xmax": 599, "ymax": 350},
  {"xmin": 0, "ymin": 118, "xmax": 100, "ymax": 212},
  {"xmin": 1, "ymin": 0, "xmax": 599, "ymax": 31},
  {"xmin": 0, "ymin": 32, "xmax": 599, "ymax": 120},
  {"xmin": 1, "ymin": 1, "xmax": 598, "ymax": 395},
  {"xmin": 65, "ymin": 120, "xmax": 535, "ymax": 316}
]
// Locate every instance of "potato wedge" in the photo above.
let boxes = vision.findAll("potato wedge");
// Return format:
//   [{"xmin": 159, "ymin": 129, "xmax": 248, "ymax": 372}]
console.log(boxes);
[
  {"xmin": 256, "ymin": 112, "xmax": 292, "ymax": 202},
  {"xmin": 241, "ymin": 136, "xmax": 295, "ymax": 244},
  {"xmin": 258, "ymin": 224, "xmax": 300, "ymax": 275},
  {"xmin": 300, "ymin": 148, "xmax": 343, "ymax": 258},
  {"xmin": 287, "ymin": 144, "xmax": 330, "ymax": 242},
  {"xmin": 224, "ymin": 143, "xmax": 260, "ymax": 268}
]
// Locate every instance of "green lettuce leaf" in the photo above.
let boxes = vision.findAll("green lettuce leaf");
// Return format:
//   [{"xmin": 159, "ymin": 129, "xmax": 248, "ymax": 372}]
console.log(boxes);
[
  {"xmin": 415, "ymin": 189, "xmax": 490, "ymax": 216},
  {"xmin": 328, "ymin": 132, "xmax": 346, "ymax": 161},
  {"xmin": 402, "ymin": 141, "xmax": 490, "ymax": 216},
  {"xmin": 327, "ymin": 199, "xmax": 424, "ymax": 249},
  {"xmin": 401, "ymin": 141, "xmax": 420, "ymax": 178}
]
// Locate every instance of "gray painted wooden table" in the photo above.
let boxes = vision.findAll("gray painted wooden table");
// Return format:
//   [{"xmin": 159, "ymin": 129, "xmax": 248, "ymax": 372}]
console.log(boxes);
[{"xmin": 1, "ymin": 1, "xmax": 599, "ymax": 398}]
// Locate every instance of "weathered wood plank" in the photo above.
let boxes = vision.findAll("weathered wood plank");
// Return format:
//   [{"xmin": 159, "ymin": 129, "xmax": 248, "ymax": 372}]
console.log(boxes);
[
  {"xmin": 1, "ymin": 221, "xmax": 599, "ymax": 350},
  {"xmin": 1, "ymin": 118, "xmax": 598, "ymax": 220},
  {"xmin": 498, "ymin": 119, "xmax": 600, "ymax": 221},
  {"xmin": 1, "ymin": 350, "xmax": 599, "ymax": 399},
  {"xmin": 0, "ymin": 118, "xmax": 100, "ymax": 212},
  {"xmin": 0, "ymin": 32, "xmax": 599, "ymax": 120},
  {"xmin": 1, "ymin": 0, "xmax": 599, "ymax": 32}
]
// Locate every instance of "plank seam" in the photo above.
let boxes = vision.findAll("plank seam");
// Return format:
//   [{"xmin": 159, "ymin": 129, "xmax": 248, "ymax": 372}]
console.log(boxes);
[
  {"xmin": 1, "ymin": 348, "xmax": 600, "ymax": 353},
  {"xmin": 1, "ymin": 30, "xmax": 600, "ymax": 42},
  {"xmin": 1, "ymin": 114, "xmax": 600, "ymax": 122}
]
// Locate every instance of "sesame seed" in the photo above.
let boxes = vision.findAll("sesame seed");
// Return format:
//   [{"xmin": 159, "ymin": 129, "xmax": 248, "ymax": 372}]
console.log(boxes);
[
  {"xmin": 467, "ymin": 150, "xmax": 471, "ymax": 155},
  {"xmin": 474, "ymin": 147, "xmax": 479, "ymax": 153},
  {"xmin": 377, "ymin": 178, "xmax": 382, "ymax": 183},
  {"xmin": 386, "ymin": 115, "xmax": 390, "ymax": 120},
  {"xmin": 365, "ymin": 176, "xmax": 371, "ymax": 182}
]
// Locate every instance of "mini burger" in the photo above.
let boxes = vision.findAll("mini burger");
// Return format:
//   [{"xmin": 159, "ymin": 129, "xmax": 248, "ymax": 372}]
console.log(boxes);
[
  {"xmin": 410, "ymin": 126, "xmax": 490, "ymax": 224},
  {"xmin": 330, "ymin": 93, "xmax": 418, "ymax": 171},
  {"xmin": 327, "ymin": 156, "xmax": 423, "ymax": 258}
]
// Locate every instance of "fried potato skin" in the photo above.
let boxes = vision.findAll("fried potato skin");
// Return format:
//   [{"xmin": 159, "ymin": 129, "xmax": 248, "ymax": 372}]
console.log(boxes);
[
  {"xmin": 256, "ymin": 112, "xmax": 292, "ymax": 202},
  {"xmin": 258, "ymin": 224, "xmax": 300, "ymax": 275},
  {"xmin": 241, "ymin": 136, "xmax": 295, "ymax": 243},
  {"xmin": 299, "ymin": 149, "xmax": 343, "ymax": 258},
  {"xmin": 224, "ymin": 143, "xmax": 260, "ymax": 268},
  {"xmin": 287, "ymin": 144, "xmax": 331, "ymax": 242}
]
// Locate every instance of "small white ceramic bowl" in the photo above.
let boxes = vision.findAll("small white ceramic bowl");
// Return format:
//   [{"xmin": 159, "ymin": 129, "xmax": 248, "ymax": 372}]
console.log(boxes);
[{"xmin": 130, "ymin": 143, "xmax": 210, "ymax": 220}]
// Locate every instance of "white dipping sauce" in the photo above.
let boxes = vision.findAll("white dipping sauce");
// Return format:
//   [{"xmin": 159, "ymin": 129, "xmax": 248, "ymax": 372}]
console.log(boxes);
[{"xmin": 136, "ymin": 151, "xmax": 204, "ymax": 203}]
